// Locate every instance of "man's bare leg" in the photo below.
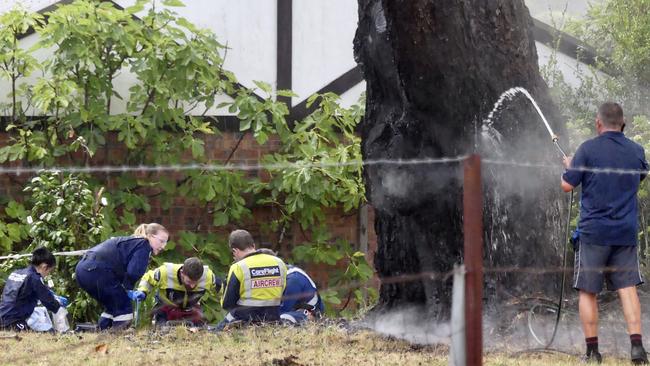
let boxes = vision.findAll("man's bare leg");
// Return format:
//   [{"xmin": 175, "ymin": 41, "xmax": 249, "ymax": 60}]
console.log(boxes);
[
  {"xmin": 618, "ymin": 286, "xmax": 642, "ymax": 335},
  {"xmin": 580, "ymin": 291, "xmax": 599, "ymax": 337}
]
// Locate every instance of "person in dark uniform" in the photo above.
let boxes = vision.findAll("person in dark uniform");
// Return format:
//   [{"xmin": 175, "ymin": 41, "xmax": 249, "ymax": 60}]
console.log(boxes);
[
  {"xmin": 562, "ymin": 102, "xmax": 649, "ymax": 364},
  {"xmin": 0, "ymin": 247, "xmax": 68, "ymax": 331},
  {"xmin": 75, "ymin": 223, "xmax": 168, "ymax": 330},
  {"xmin": 257, "ymin": 249, "xmax": 324, "ymax": 324}
]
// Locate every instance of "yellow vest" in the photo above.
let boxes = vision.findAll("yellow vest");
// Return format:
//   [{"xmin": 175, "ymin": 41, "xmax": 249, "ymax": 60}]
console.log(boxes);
[
  {"xmin": 223, "ymin": 253, "xmax": 287, "ymax": 307},
  {"xmin": 138, "ymin": 263, "xmax": 219, "ymax": 308}
]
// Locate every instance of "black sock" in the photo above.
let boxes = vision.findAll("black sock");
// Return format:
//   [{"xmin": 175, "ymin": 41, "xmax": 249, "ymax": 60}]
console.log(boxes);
[
  {"xmin": 586, "ymin": 336, "xmax": 599, "ymax": 354},
  {"xmin": 631, "ymin": 334, "xmax": 643, "ymax": 347}
]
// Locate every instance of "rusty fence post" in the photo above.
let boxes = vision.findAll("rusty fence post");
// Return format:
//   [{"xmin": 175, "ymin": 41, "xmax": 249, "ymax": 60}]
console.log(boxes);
[{"xmin": 463, "ymin": 154, "xmax": 483, "ymax": 366}]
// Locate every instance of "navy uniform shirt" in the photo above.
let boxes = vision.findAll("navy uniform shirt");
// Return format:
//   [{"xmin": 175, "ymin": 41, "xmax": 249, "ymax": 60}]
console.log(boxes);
[
  {"xmin": 84, "ymin": 236, "xmax": 152, "ymax": 290},
  {"xmin": 0, "ymin": 266, "xmax": 60, "ymax": 326},
  {"xmin": 280, "ymin": 265, "xmax": 324, "ymax": 314},
  {"xmin": 563, "ymin": 131, "xmax": 648, "ymax": 246}
]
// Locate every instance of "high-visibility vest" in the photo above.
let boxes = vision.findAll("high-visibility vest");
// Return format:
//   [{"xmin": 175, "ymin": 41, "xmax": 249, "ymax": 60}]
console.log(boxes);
[
  {"xmin": 224, "ymin": 253, "xmax": 287, "ymax": 307},
  {"xmin": 138, "ymin": 263, "xmax": 219, "ymax": 309}
]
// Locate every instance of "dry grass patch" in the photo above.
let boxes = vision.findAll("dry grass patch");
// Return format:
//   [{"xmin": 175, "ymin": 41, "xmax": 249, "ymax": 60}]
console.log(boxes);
[{"xmin": 0, "ymin": 324, "xmax": 638, "ymax": 365}]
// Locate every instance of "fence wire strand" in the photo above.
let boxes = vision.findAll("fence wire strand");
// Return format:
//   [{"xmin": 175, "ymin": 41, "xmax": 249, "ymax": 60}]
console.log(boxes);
[{"xmin": 0, "ymin": 156, "xmax": 647, "ymax": 176}]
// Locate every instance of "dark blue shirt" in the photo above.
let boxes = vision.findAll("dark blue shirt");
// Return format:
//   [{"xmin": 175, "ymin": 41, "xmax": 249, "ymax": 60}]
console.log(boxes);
[
  {"xmin": 0, "ymin": 266, "xmax": 60, "ymax": 327},
  {"xmin": 563, "ymin": 131, "xmax": 648, "ymax": 246},
  {"xmin": 86, "ymin": 236, "xmax": 152, "ymax": 290},
  {"xmin": 280, "ymin": 265, "xmax": 324, "ymax": 314}
]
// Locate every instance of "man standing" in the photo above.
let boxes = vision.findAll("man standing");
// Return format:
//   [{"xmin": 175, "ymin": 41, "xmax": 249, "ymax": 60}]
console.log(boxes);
[
  {"xmin": 562, "ymin": 102, "xmax": 649, "ymax": 364},
  {"xmin": 132, "ymin": 257, "xmax": 221, "ymax": 326},
  {"xmin": 217, "ymin": 230, "xmax": 287, "ymax": 330}
]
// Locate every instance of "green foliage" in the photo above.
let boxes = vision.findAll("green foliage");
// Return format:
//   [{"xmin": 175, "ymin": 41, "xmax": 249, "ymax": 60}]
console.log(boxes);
[
  {"xmin": 0, "ymin": 0, "xmax": 372, "ymax": 321},
  {"xmin": 542, "ymin": 0, "xmax": 650, "ymax": 271},
  {"xmin": 0, "ymin": 172, "xmax": 106, "ymax": 321}
]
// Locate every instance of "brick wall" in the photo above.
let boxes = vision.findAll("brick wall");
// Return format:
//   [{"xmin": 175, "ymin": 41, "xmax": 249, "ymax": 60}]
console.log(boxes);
[{"xmin": 0, "ymin": 131, "xmax": 377, "ymax": 285}]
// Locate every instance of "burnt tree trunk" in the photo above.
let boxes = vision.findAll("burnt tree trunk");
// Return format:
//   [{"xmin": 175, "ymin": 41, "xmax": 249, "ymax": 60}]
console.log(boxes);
[{"xmin": 354, "ymin": 0, "xmax": 566, "ymax": 318}]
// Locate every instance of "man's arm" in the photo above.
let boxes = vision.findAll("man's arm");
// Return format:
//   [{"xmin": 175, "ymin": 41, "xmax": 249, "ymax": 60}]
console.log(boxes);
[
  {"xmin": 560, "ymin": 156, "xmax": 575, "ymax": 192},
  {"xmin": 31, "ymin": 275, "xmax": 60, "ymax": 313},
  {"xmin": 561, "ymin": 145, "xmax": 586, "ymax": 192},
  {"xmin": 561, "ymin": 178, "xmax": 575, "ymax": 192},
  {"xmin": 221, "ymin": 267, "xmax": 240, "ymax": 311},
  {"xmin": 136, "ymin": 267, "xmax": 160, "ymax": 295}
]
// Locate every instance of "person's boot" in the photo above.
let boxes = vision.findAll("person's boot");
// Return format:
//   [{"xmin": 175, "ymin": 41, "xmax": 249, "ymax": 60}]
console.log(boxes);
[
  {"xmin": 580, "ymin": 350, "xmax": 602, "ymax": 364},
  {"xmin": 631, "ymin": 343, "xmax": 649, "ymax": 364},
  {"xmin": 582, "ymin": 337, "xmax": 602, "ymax": 364}
]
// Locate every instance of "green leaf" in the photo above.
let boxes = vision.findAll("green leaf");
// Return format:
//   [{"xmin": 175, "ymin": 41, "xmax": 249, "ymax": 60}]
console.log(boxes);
[
  {"xmin": 213, "ymin": 211, "xmax": 229, "ymax": 227},
  {"xmin": 162, "ymin": 0, "xmax": 186, "ymax": 6},
  {"xmin": 5, "ymin": 201, "xmax": 26, "ymax": 219},
  {"xmin": 190, "ymin": 138, "xmax": 205, "ymax": 159},
  {"xmin": 253, "ymin": 80, "xmax": 272, "ymax": 94}
]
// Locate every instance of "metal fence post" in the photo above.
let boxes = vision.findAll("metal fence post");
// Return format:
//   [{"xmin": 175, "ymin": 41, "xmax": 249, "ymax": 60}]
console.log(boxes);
[{"xmin": 450, "ymin": 264, "xmax": 467, "ymax": 366}]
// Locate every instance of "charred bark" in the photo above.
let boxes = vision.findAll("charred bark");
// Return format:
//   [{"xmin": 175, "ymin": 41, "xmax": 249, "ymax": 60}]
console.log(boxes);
[{"xmin": 354, "ymin": 0, "xmax": 566, "ymax": 318}]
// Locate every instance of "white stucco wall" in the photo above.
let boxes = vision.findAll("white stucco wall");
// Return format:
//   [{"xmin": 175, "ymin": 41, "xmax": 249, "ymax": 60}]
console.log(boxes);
[{"xmin": 0, "ymin": 0, "xmax": 598, "ymax": 116}]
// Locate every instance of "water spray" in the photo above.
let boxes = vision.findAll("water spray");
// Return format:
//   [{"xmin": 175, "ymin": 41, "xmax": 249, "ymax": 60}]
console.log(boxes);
[
  {"xmin": 485, "ymin": 87, "xmax": 573, "ymax": 350},
  {"xmin": 484, "ymin": 87, "xmax": 568, "ymax": 158}
]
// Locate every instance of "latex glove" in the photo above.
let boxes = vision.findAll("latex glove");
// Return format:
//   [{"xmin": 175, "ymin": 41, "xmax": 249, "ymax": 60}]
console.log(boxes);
[
  {"xmin": 55, "ymin": 295, "xmax": 69, "ymax": 307},
  {"xmin": 49, "ymin": 290, "xmax": 69, "ymax": 307},
  {"xmin": 127, "ymin": 290, "xmax": 146, "ymax": 301}
]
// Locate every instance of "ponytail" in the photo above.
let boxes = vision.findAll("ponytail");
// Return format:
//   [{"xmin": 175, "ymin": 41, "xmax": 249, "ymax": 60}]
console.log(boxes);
[{"xmin": 133, "ymin": 223, "xmax": 167, "ymax": 238}]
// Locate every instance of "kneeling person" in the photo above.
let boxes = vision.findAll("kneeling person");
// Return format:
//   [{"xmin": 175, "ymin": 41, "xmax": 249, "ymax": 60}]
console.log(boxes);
[
  {"xmin": 0, "ymin": 247, "xmax": 69, "ymax": 332},
  {"xmin": 257, "ymin": 249, "xmax": 324, "ymax": 325},
  {"xmin": 133, "ymin": 257, "xmax": 221, "ymax": 326},
  {"xmin": 218, "ymin": 230, "xmax": 287, "ymax": 330}
]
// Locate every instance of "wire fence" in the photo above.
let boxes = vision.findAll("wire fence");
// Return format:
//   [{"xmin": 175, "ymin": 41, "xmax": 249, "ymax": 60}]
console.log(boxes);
[
  {"xmin": 0, "ymin": 156, "xmax": 646, "ymax": 176},
  {"xmin": 0, "ymin": 154, "xmax": 648, "ymax": 364}
]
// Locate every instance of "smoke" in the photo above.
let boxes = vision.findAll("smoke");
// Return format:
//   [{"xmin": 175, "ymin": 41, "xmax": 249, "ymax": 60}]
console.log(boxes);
[
  {"xmin": 361, "ymin": 307, "xmax": 451, "ymax": 345},
  {"xmin": 361, "ymin": 299, "xmax": 650, "ymax": 359}
]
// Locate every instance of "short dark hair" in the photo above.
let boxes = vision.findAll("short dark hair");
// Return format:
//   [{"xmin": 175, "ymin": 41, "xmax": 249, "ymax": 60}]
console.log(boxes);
[
  {"xmin": 182, "ymin": 257, "xmax": 204, "ymax": 281},
  {"xmin": 257, "ymin": 248, "xmax": 278, "ymax": 256},
  {"xmin": 598, "ymin": 102, "xmax": 624, "ymax": 128},
  {"xmin": 31, "ymin": 247, "xmax": 55, "ymax": 268},
  {"xmin": 229, "ymin": 229, "xmax": 255, "ymax": 250}
]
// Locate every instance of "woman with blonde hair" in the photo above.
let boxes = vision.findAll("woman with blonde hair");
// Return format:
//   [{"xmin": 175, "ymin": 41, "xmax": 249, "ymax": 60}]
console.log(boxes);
[{"xmin": 75, "ymin": 223, "xmax": 168, "ymax": 330}]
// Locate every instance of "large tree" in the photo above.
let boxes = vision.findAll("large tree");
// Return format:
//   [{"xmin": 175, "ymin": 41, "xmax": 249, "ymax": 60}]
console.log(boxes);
[{"xmin": 354, "ymin": 0, "xmax": 567, "ymax": 317}]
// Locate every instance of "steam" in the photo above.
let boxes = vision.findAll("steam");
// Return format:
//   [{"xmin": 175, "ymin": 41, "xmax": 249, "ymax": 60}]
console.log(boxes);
[{"xmin": 362, "ymin": 307, "xmax": 451, "ymax": 345}]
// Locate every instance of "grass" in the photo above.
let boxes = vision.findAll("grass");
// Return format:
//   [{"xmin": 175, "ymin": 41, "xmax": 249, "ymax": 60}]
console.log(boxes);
[{"xmin": 0, "ymin": 324, "xmax": 640, "ymax": 365}]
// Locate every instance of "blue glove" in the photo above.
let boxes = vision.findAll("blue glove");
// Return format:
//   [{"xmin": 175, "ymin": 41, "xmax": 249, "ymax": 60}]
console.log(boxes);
[
  {"xmin": 50, "ymin": 290, "xmax": 69, "ymax": 307},
  {"xmin": 56, "ymin": 295, "xmax": 69, "ymax": 307},
  {"xmin": 127, "ymin": 290, "xmax": 146, "ymax": 301}
]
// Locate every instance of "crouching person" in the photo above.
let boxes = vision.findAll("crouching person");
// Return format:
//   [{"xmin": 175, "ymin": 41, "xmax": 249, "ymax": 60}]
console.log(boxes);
[
  {"xmin": 132, "ymin": 257, "xmax": 222, "ymax": 326},
  {"xmin": 0, "ymin": 247, "xmax": 69, "ymax": 332},
  {"xmin": 280, "ymin": 264, "xmax": 325, "ymax": 325},
  {"xmin": 216, "ymin": 230, "xmax": 287, "ymax": 331},
  {"xmin": 75, "ymin": 223, "xmax": 168, "ymax": 330},
  {"xmin": 257, "ymin": 249, "xmax": 324, "ymax": 325}
]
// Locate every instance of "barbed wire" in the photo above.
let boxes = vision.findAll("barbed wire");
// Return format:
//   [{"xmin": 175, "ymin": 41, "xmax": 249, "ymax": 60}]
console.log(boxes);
[
  {"xmin": 0, "ymin": 156, "xmax": 647, "ymax": 176},
  {"xmin": 0, "ymin": 156, "xmax": 468, "ymax": 175},
  {"xmin": 0, "ymin": 250, "xmax": 87, "ymax": 261}
]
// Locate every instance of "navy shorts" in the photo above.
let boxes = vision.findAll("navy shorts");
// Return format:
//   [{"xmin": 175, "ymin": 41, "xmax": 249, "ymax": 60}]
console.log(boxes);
[{"xmin": 573, "ymin": 242, "xmax": 644, "ymax": 293}]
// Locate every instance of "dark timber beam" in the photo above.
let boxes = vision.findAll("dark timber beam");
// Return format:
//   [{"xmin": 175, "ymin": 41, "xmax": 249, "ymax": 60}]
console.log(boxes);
[
  {"xmin": 276, "ymin": 0, "xmax": 293, "ymax": 107},
  {"xmin": 532, "ymin": 19, "xmax": 603, "ymax": 70},
  {"xmin": 290, "ymin": 66, "xmax": 364, "ymax": 121}
]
